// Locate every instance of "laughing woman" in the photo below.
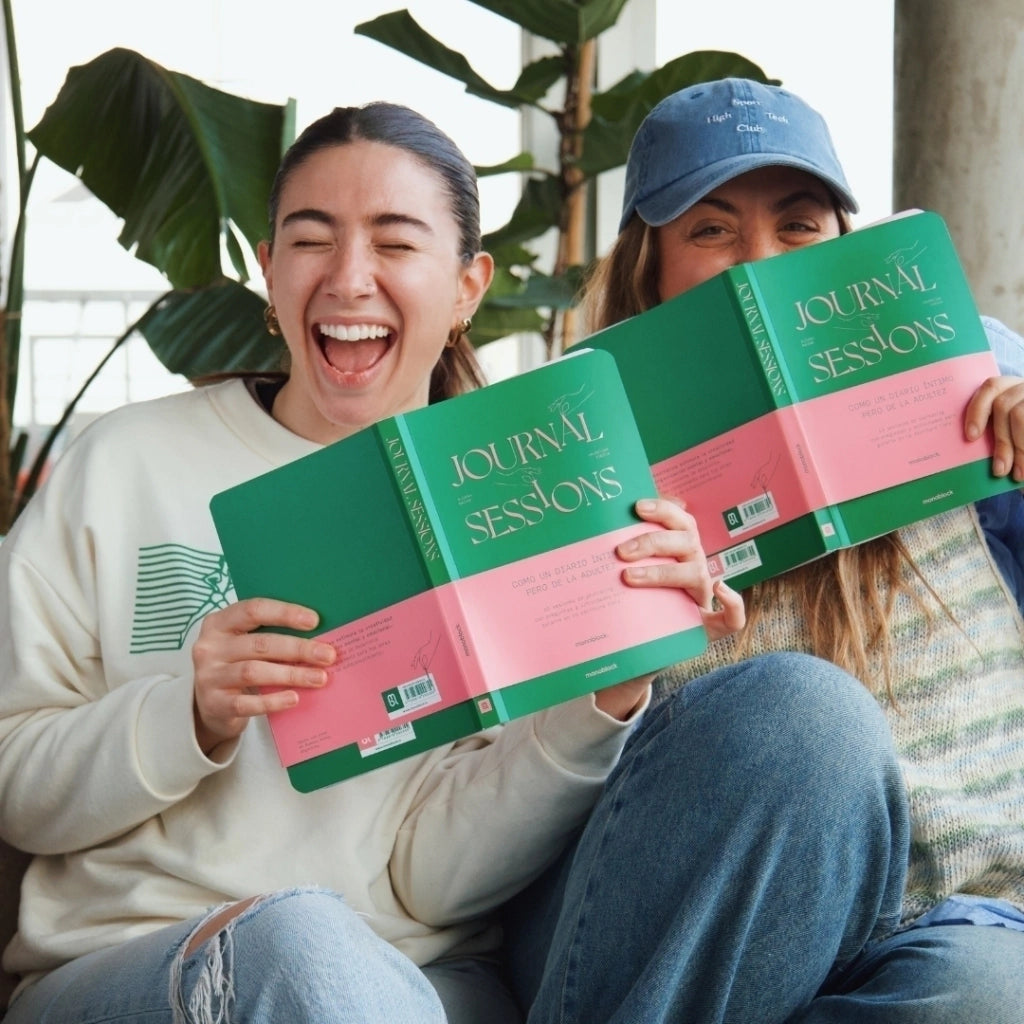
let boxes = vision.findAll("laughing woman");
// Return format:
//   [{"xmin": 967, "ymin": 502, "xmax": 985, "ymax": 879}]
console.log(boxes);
[{"xmin": 0, "ymin": 102, "xmax": 766, "ymax": 1023}]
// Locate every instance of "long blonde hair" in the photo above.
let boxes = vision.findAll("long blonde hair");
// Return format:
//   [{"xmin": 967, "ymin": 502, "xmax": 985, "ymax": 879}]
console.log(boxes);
[{"xmin": 581, "ymin": 209, "xmax": 930, "ymax": 692}]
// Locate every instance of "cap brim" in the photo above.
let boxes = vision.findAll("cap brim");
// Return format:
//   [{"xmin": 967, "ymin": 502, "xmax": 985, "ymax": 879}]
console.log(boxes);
[{"xmin": 624, "ymin": 153, "xmax": 859, "ymax": 232}]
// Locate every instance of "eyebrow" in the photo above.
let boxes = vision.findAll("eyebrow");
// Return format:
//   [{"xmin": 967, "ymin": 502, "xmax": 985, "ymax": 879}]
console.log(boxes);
[
  {"xmin": 279, "ymin": 208, "xmax": 434, "ymax": 234},
  {"xmin": 695, "ymin": 188, "xmax": 834, "ymax": 216}
]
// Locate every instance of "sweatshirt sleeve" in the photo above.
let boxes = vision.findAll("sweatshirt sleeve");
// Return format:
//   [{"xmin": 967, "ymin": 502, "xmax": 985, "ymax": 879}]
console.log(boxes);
[
  {"xmin": 390, "ymin": 691, "xmax": 646, "ymax": 926},
  {"xmin": 0, "ymin": 443, "xmax": 233, "ymax": 855}
]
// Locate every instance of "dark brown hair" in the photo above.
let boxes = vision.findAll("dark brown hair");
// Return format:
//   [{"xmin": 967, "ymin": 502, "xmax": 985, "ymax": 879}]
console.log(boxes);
[{"xmin": 265, "ymin": 102, "xmax": 486, "ymax": 401}]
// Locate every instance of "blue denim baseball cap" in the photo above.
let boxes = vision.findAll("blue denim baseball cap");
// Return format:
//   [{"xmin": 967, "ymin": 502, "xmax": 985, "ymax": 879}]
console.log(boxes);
[{"xmin": 620, "ymin": 77, "xmax": 858, "ymax": 231}]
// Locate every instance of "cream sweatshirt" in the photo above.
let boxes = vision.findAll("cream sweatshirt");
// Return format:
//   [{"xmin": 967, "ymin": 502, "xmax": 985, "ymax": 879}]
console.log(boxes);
[{"xmin": 0, "ymin": 380, "xmax": 639, "ymax": 991}]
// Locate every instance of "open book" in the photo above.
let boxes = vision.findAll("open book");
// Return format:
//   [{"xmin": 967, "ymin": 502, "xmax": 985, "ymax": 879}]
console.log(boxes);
[
  {"xmin": 571, "ymin": 209, "xmax": 1018, "ymax": 587},
  {"xmin": 211, "ymin": 348, "xmax": 706, "ymax": 791}
]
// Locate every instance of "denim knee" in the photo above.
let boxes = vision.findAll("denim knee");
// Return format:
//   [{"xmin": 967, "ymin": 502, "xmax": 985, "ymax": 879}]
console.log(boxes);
[
  {"xmin": 637, "ymin": 653, "xmax": 910, "ymax": 945},
  {"xmin": 174, "ymin": 887, "xmax": 445, "ymax": 1024},
  {"xmin": 649, "ymin": 651, "xmax": 901, "ymax": 790},
  {"xmin": 517, "ymin": 654, "xmax": 911, "ymax": 1024}
]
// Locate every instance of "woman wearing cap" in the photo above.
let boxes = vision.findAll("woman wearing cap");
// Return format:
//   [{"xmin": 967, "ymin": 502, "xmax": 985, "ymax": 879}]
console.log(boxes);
[{"xmin": 504, "ymin": 78, "xmax": 1024, "ymax": 1023}]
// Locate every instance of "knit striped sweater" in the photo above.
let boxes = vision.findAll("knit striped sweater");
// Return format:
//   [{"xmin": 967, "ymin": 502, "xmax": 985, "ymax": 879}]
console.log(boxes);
[{"xmin": 655, "ymin": 505, "xmax": 1024, "ymax": 924}]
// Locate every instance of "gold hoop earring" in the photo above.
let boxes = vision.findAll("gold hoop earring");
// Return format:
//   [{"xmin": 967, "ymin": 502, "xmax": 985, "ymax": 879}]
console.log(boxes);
[
  {"xmin": 264, "ymin": 304, "xmax": 281, "ymax": 337},
  {"xmin": 446, "ymin": 317, "xmax": 472, "ymax": 348}
]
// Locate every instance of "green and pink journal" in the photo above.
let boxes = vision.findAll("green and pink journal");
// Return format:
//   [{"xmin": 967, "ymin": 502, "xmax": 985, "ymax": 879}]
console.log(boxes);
[
  {"xmin": 211, "ymin": 349, "xmax": 707, "ymax": 791},
  {"xmin": 573, "ymin": 210, "xmax": 1018, "ymax": 588}
]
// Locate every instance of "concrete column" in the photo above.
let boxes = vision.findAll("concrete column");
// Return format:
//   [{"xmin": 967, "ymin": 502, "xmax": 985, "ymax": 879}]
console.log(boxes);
[{"xmin": 894, "ymin": 0, "xmax": 1024, "ymax": 331}]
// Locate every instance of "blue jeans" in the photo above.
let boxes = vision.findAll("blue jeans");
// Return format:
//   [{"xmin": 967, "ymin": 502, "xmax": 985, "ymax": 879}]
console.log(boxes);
[
  {"xmin": 4, "ymin": 888, "xmax": 519, "ymax": 1023},
  {"xmin": 503, "ymin": 651, "xmax": 937, "ymax": 1023},
  {"xmin": 9, "ymin": 655, "xmax": 1023, "ymax": 1022}
]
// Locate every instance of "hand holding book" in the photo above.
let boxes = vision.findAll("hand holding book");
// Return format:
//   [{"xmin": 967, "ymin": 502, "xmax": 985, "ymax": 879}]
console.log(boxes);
[
  {"xmin": 201, "ymin": 490, "xmax": 741, "ymax": 739},
  {"xmin": 964, "ymin": 373, "xmax": 1024, "ymax": 481},
  {"xmin": 191, "ymin": 597, "xmax": 336, "ymax": 757},
  {"xmin": 617, "ymin": 496, "xmax": 744, "ymax": 637},
  {"xmin": 598, "ymin": 495, "xmax": 745, "ymax": 720},
  {"xmin": 571, "ymin": 210, "xmax": 1022, "ymax": 589}
]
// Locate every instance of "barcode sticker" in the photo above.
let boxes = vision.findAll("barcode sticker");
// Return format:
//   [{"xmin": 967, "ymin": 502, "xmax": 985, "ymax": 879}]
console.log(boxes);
[
  {"xmin": 723, "ymin": 491, "xmax": 779, "ymax": 536},
  {"xmin": 358, "ymin": 722, "xmax": 417, "ymax": 757},
  {"xmin": 710, "ymin": 540, "xmax": 763, "ymax": 580},
  {"xmin": 381, "ymin": 673, "xmax": 442, "ymax": 719}
]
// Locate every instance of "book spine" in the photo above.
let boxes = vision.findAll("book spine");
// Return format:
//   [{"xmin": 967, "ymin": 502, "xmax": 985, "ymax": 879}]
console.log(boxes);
[
  {"xmin": 728, "ymin": 262, "xmax": 801, "ymax": 410},
  {"xmin": 730, "ymin": 263, "xmax": 847, "ymax": 542},
  {"xmin": 376, "ymin": 418, "xmax": 455, "ymax": 587}
]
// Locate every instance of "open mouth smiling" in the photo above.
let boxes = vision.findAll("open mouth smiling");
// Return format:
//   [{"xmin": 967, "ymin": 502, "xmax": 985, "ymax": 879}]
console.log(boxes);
[{"xmin": 316, "ymin": 322, "xmax": 394, "ymax": 374}]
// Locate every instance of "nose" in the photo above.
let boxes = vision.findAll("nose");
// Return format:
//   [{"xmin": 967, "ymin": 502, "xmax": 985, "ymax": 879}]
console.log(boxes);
[
  {"xmin": 740, "ymin": 230, "xmax": 786, "ymax": 264},
  {"xmin": 325, "ymin": 242, "xmax": 377, "ymax": 299}
]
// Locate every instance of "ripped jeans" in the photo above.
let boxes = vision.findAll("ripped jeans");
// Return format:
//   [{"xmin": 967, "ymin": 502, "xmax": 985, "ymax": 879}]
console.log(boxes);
[{"xmin": 3, "ymin": 888, "xmax": 520, "ymax": 1024}]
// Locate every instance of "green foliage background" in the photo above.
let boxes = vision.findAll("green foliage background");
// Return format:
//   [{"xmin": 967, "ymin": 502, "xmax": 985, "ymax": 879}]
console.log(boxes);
[{"xmin": 1, "ymin": 0, "xmax": 770, "ymax": 527}]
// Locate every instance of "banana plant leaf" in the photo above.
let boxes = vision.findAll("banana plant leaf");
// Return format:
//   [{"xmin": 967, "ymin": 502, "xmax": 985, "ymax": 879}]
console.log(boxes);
[
  {"xmin": 475, "ymin": 153, "xmax": 536, "ymax": 177},
  {"xmin": 483, "ymin": 175, "xmax": 564, "ymax": 251},
  {"xmin": 472, "ymin": 303, "xmax": 547, "ymax": 345},
  {"xmin": 27, "ymin": 48, "xmax": 295, "ymax": 291},
  {"xmin": 471, "ymin": 261, "xmax": 547, "ymax": 343},
  {"xmin": 486, "ymin": 266, "xmax": 586, "ymax": 310},
  {"xmin": 357, "ymin": 12, "xmax": 571, "ymax": 107},
  {"xmin": 356, "ymin": 12, "xmax": 530, "ymax": 108},
  {"xmin": 137, "ymin": 281, "xmax": 286, "ymax": 378},
  {"xmin": 470, "ymin": 0, "xmax": 630, "ymax": 44}
]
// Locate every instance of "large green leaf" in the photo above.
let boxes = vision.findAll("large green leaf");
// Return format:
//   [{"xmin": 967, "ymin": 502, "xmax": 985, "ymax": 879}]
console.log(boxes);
[
  {"xmin": 358, "ymin": 12, "xmax": 568, "ymax": 106},
  {"xmin": 474, "ymin": 153, "xmax": 536, "ymax": 177},
  {"xmin": 483, "ymin": 175, "xmax": 564, "ymax": 250},
  {"xmin": 27, "ymin": 48, "xmax": 294, "ymax": 290},
  {"xmin": 356, "ymin": 12, "xmax": 532, "ymax": 109},
  {"xmin": 470, "ymin": 0, "xmax": 629, "ymax": 44},
  {"xmin": 473, "ymin": 301, "xmax": 546, "ymax": 345},
  {"xmin": 470, "ymin": 262, "xmax": 546, "ymax": 344},
  {"xmin": 138, "ymin": 281, "xmax": 286, "ymax": 378},
  {"xmin": 486, "ymin": 267, "xmax": 585, "ymax": 310},
  {"xmin": 486, "ymin": 241, "xmax": 542, "ymax": 268},
  {"xmin": 513, "ymin": 55, "xmax": 569, "ymax": 103},
  {"xmin": 578, "ymin": 51, "xmax": 773, "ymax": 177}
]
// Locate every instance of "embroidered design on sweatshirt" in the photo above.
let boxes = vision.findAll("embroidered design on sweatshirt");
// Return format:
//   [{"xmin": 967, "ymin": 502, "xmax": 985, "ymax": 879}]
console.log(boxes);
[{"xmin": 130, "ymin": 544, "xmax": 235, "ymax": 653}]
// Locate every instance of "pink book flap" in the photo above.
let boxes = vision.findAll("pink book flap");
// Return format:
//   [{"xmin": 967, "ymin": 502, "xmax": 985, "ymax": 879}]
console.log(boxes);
[{"xmin": 268, "ymin": 523, "xmax": 703, "ymax": 767}]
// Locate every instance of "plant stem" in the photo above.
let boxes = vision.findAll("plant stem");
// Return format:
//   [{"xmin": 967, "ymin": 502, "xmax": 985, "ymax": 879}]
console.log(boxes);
[{"xmin": 0, "ymin": 0, "xmax": 30, "ymax": 532}]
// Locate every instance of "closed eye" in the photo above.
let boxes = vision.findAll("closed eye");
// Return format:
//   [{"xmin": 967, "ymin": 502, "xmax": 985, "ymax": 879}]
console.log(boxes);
[{"xmin": 781, "ymin": 219, "xmax": 823, "ymax": 234}]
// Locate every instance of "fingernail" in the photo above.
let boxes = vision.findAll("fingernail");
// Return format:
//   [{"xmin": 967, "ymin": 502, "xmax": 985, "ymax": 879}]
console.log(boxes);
[
  {"xmin": 966, "ymin": 424, "xmax": 980, "ymax": 441},
  {"xmin": 635, "ymin": 499, "xmax": 657, "ymax": 514},
  {"xmin": 994, "ymin": 459, "xmax": 1006, "ymax": 476},
  {"xmin": 314, "ymin": 644, "xmax": 336, "ymax": 664},
  {"xmin": 619, "ymin": 538, "xmax": 639, "ymax": 556},
  {"xmin": 624, "ymin": 566, "xmax": 649, "ymax": 581}
]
